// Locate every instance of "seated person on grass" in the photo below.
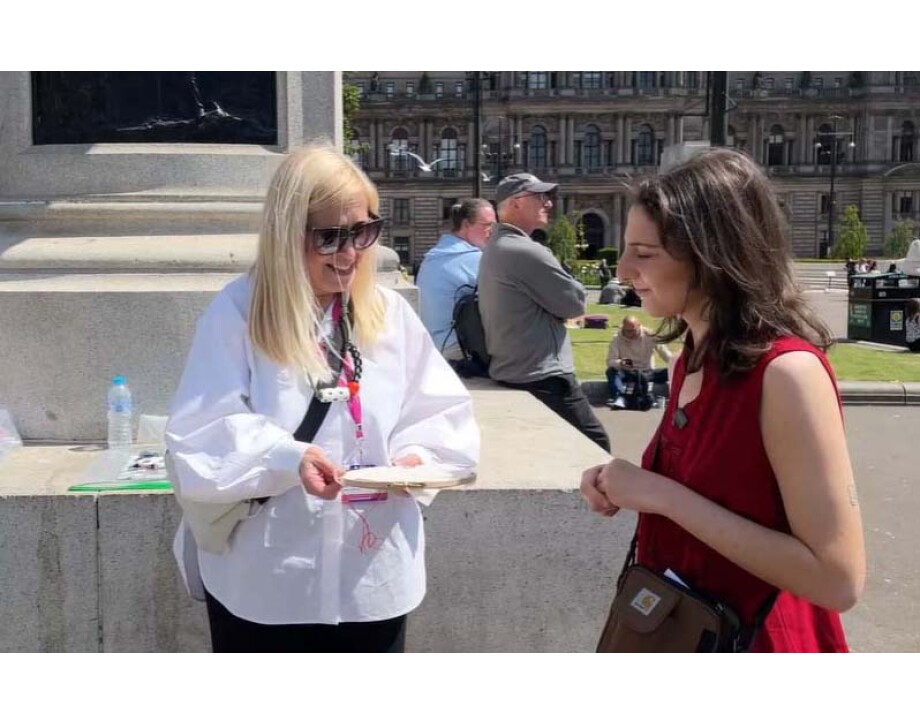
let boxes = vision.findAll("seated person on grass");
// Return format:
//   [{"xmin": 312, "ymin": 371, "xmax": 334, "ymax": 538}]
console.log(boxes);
[{"xmin": 605, "ymin": 315, "xmax": 673, "ymax": 409}]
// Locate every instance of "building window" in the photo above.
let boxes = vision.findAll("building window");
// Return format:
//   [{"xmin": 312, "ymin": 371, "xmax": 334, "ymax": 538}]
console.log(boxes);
[
  {"xmin": 893, "ymin": 192, "xmax": 914, "ymax": 215},
  {"xmin": 530, "ymin": 125, "xmax": 548, "ymax": 168},
  {"xmin": 816, "ymin": 123, "xmax": 834, "ymax": 164},
  {"xmin": 393, "ymin": 199, "xmax": 410, "ymax": 225},
  {"xmin": 636, "ymin": 124, "xmax": 655, "ymax": 165},
  {"xmin": 435, "ymin": 82, "xmax": 444, "ymax": 99},
  {"xmin": 727, "ymin": 125, "xmax": 736, "ymax": 148},
  {"xmin": 355, "ymin": 82, "xmax": 365, "ymax": 97},
  {"xmin": 813, "ymin": 77, "xmax": 824, "ymax": 88},
  {"xmin": 767, "ymin": 124, "xmax": 785, "ymax": 166},
  {"xmin": 819, "ymin": 194, "xmax": 830, "ymax": 215},
  {"xmin": 583, "ymin": 124, "xmax": 601, "ymax": 169},
  {"xmin": 406, "ymin": 82, "xmax": 415, "ymax": 97},
  {"xmin": 528, "ymin": 72, "xmax": 548, "ymax": 90},
  {"xmin": 637, "ymin": 71, "xmax": 656, "ymax": 89},
  {"xmin": 895, "ymin": 121, "xmax": 915, "ymax": 162},
  {"xmin": 686, "ymin": 72, "xmax": 700, "ymax": 89},
  {"xmin": 435, "ymin": 128, "xmax": 460, "ymax": 176},
  {"xmin": 392, "ymin": 236, "xmax": 411, "ymax": 265},
  {"xmin": 442, "ymin": 198, "xmax": 459, "ymax": 221},
  {"xmin": 581, "ymin": 71, "xmax": 602, "ymax": 89},
  {"xmin": 455, "ymin": 81, "xmax": 465, "ymax": 98},
  {"xmin": 389, "ymin": 128, "xmax": 410, "ymax": 173},
  {"xmin": 784, "ymin": 77, "xmax": 794, "ymax": 90},
  {"xmin": 734, "ymin": 78, "xmax": 745, "ymax": 92},
  {"xmin": 384, "ymin": 81, "xmax": 395, "ymax": 99},
  {"xmin": 834, "ymin": 77, "xmax": 843, "ymax": 88},
  {"xmin": 763, "ymin": 77, "xmax": 775, "ymax": 89}
]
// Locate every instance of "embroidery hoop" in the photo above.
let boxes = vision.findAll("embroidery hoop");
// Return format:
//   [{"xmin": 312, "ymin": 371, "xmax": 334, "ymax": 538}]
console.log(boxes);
[{"xmin": 342, "ymin": 464, "xmax": 477, "ymax": 490}]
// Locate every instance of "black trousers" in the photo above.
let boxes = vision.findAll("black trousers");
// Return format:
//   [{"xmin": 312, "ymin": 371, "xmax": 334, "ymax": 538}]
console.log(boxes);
[
  {"xmin": 499, "ymin": 372, "xmax": 611, "ymax": 452},
  {"xmin": 204, "ymin": 590, "xmax": 408, "ymax": 653}
]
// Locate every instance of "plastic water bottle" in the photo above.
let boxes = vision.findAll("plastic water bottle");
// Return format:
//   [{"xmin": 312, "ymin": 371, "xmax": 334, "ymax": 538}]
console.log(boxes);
[{"xmin": 107, "ymin": 376, "xmax": 134, "ymax": 449}]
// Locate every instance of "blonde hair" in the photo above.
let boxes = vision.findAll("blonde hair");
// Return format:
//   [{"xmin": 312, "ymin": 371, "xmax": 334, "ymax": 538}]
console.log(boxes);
[{"xmin": 249, "ymin": 142, "xmax": 386, "ymax": 383}]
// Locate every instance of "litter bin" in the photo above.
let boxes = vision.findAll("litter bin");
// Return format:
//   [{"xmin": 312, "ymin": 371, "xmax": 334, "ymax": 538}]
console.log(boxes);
[{"xmin": 847, "ymin": 272, "xmax": 920, "ymax": 346}]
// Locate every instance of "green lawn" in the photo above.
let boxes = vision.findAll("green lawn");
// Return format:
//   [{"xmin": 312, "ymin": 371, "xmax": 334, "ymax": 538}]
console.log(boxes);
[{"xmin": 572, "ymin": 304, "xmax": 920, "ymax": 382}]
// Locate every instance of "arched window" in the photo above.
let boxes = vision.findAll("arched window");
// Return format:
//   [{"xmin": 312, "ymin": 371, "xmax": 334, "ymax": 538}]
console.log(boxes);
[
  {"xmin": 901, "ymin": 120, "xmax": 915, "ymax": 162},
  {"xmin": 389, "ymin": 128, "xmax": 410, "ymax": 173},
  {"xmin": 438, "ymin": 127, "xmax": 459, "ymax": 172},
  {"xmin": 767, "ymin": 124, "xmax": 785, "ymax": 166},
  {"xmin": 530, "ymin": 125, "xmax": 547, "ymax": 169},
  {"xmin": 636, "ymin": 124, "xmax": 655, "ymax": 165},
  {"xmin": 583, "ymin": 125, "xmax": 601, "ymax": 169}
]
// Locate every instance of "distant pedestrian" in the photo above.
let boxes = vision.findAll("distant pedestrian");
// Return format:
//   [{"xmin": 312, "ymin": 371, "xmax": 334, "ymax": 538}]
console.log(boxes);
[
  {"xmin": 416, "ymin": 198, "xmax": 495, "ymax": 361},
  {"xmin": 479, "ymin": 172, "xmax": 610, "ymax": 452}
]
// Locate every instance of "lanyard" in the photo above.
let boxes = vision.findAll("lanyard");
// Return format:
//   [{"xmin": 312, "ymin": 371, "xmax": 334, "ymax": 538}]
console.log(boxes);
[{"xmin": 330, "ymin": 296, "xmax": 365, "ymax": 464}]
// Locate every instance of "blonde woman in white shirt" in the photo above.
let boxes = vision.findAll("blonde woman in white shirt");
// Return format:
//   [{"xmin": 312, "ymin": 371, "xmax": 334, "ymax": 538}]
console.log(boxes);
[{"xmin": 166, "ymin": 143, "xmax": 480, "ymax": 652}]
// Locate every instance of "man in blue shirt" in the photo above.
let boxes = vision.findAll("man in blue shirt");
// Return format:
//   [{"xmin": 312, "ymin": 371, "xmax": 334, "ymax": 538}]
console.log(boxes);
[{"xmin": 417, "ymin": 198, "xmax": 496, "ymax": 360}]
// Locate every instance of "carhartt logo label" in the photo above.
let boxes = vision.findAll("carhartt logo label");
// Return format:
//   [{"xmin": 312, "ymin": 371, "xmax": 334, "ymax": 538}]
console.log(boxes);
[{"xmin": 630, "ymin": 588, "xmax": 661, "ymax": 616}]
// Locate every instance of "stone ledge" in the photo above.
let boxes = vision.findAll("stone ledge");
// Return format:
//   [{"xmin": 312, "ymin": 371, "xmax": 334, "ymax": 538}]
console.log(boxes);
[
  {"xmin": 0, "ymin": 383, "xmax": 612, "ymax": 495},
  {"xmin": 582, "ymin": 378, "xmax": 917, "ymax": 406},
  {"xmin": 0, "ymin": 383, "xmax": 619, "ymax": 651}
]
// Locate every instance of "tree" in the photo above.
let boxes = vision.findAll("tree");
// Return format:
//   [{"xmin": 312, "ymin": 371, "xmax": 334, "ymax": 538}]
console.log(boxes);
[
  {"xmin": 885, "ymin": 219, "xmax": 917, "ymax": 259},
  {"xmin": 341, "ymin": 75, "xmax": 367, "ymax": 157},
  {"xmin": 832, "ymin": 205, "xmax": 869, "ymax": 259},
  {"xmin": 546, "ymin": 214, "xmax": 578, "ymax": 266}
]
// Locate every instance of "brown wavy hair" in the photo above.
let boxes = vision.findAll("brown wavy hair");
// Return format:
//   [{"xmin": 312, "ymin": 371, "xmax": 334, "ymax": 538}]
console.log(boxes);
[{"xmin": 631, "ymin": 148, "xmax": 833, "ymax": 378}]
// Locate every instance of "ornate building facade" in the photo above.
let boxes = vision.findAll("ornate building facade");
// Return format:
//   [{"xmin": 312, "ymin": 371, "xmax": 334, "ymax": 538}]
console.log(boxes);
[{"xmin": 347, "ymin": 71, "xmax": 920, "ymax": 265}]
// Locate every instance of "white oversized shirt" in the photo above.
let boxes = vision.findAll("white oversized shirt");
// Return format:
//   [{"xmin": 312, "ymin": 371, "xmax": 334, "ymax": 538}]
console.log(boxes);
[{"xmin": 166, "ymin": 275, "xmax": 480, "ymax": 624}]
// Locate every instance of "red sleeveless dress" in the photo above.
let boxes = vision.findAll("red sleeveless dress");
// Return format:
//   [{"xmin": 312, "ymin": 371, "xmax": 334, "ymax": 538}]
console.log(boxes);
[{"xmin": 637, "ymin": 336, "xmax": 849, "ymax": 652}]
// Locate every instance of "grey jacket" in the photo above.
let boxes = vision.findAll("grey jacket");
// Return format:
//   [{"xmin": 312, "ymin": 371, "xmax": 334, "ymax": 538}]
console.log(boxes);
[{"xmin": 478, "ymin": 223, "xmax": 586, "ymax": 383}]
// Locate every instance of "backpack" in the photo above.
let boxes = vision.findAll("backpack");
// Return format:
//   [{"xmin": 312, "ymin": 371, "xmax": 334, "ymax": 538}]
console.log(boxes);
[
  {"xmin": 622, "ymin": 370, "xmax": 654, "ymax": 411},
  {"xmin": 447, "ymin": 284, "xmax": 491, "ymax": 378}
]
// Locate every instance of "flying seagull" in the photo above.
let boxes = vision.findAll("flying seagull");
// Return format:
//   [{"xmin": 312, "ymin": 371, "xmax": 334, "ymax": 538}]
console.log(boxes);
[{"xmin": 388, "ymin": 145, "xmax": 450, "ymax": 172}]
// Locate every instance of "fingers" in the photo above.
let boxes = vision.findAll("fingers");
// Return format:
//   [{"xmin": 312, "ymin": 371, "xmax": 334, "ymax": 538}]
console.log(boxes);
[
  {"xmin": 300, "ymin": 460, "xmax": 340, "ymax": 499},
  {"xmin": 392, "ymin": 454, "xmax": 423, "ymax": 468},
  {"xmin": 305, "ymin": 447, "xmax": 344, "ymax": 484},
  {"xmin": 300, "ymin": 447, "xmax": 345, "ymax": 499},
  {"xmin": 580, "ymin": 463, "xmax": 613, "ymax": 514}
]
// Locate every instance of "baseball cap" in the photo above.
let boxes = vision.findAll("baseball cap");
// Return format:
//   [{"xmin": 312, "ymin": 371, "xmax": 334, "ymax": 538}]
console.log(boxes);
[{"xmin": 494, "ymin": 172, "xmax": 558, "ymax": 205}]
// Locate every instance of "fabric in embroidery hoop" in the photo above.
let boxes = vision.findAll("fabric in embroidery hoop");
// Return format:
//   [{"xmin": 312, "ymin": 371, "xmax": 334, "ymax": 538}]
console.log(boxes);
[{"xmin": 341, "ymin": 464, "xmax": 477, "ymax": 490}]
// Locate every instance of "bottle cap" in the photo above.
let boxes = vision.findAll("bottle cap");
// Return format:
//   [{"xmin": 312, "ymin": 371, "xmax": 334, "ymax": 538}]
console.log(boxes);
[{"xmin": 112, "ymin": 376, "xmax": 126, "ymax": 386}]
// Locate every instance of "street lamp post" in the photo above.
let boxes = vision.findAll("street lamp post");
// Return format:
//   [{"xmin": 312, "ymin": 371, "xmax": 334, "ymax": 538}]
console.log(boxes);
[
  {"xmin": 470, "ymin": 71, "xmax": 484, "ymax": 198},
  {"xmin": 815, "ymin": 114, "xmax": 856, "ymax": 257}
]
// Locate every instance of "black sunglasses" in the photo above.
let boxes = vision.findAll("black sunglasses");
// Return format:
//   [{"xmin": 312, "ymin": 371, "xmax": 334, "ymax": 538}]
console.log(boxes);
[{"xmin": 307, "ymin": 215, "xmax": 384, "ymax": 255}]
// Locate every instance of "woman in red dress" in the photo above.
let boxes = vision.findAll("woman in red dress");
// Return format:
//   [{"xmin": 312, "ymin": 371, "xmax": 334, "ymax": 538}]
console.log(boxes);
[{"xmin": 581, "ymin": 149, "xmax": 866, "ymax": 652}]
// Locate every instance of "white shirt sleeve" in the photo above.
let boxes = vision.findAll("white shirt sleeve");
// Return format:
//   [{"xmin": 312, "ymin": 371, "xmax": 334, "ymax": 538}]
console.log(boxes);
[
  {"xmin": 386, "ymin": 292, "xmax": 480, "ymax": 472},
  {"xmin": 165, "ymin": 280, "xmax": 310, "ymax": 504}
]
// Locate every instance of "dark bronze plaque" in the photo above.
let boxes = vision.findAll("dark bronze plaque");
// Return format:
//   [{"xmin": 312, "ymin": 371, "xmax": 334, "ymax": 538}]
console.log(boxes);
[{"xmin": 32, "ymin": 72, "xmax": 277, "ymax": 145}]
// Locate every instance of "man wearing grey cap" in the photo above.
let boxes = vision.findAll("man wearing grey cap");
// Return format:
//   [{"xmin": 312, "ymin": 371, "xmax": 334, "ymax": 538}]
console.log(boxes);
[{"xmin": 478, "ymin": 173, "xmax": 610, "ymax": 452}]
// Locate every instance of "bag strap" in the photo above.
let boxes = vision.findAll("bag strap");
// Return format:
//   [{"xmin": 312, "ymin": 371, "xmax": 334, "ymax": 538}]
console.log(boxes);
[
  {"xmin": 295, "ymin": 296, "xmax": 351, "ymax": 443},
  {"xmin": 253, "ymin": 298, "xmax": 351, "ymax": 503},
  {"xmin": 444, "ymin": 284, "xmax": 477, "ymax": 359}
]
